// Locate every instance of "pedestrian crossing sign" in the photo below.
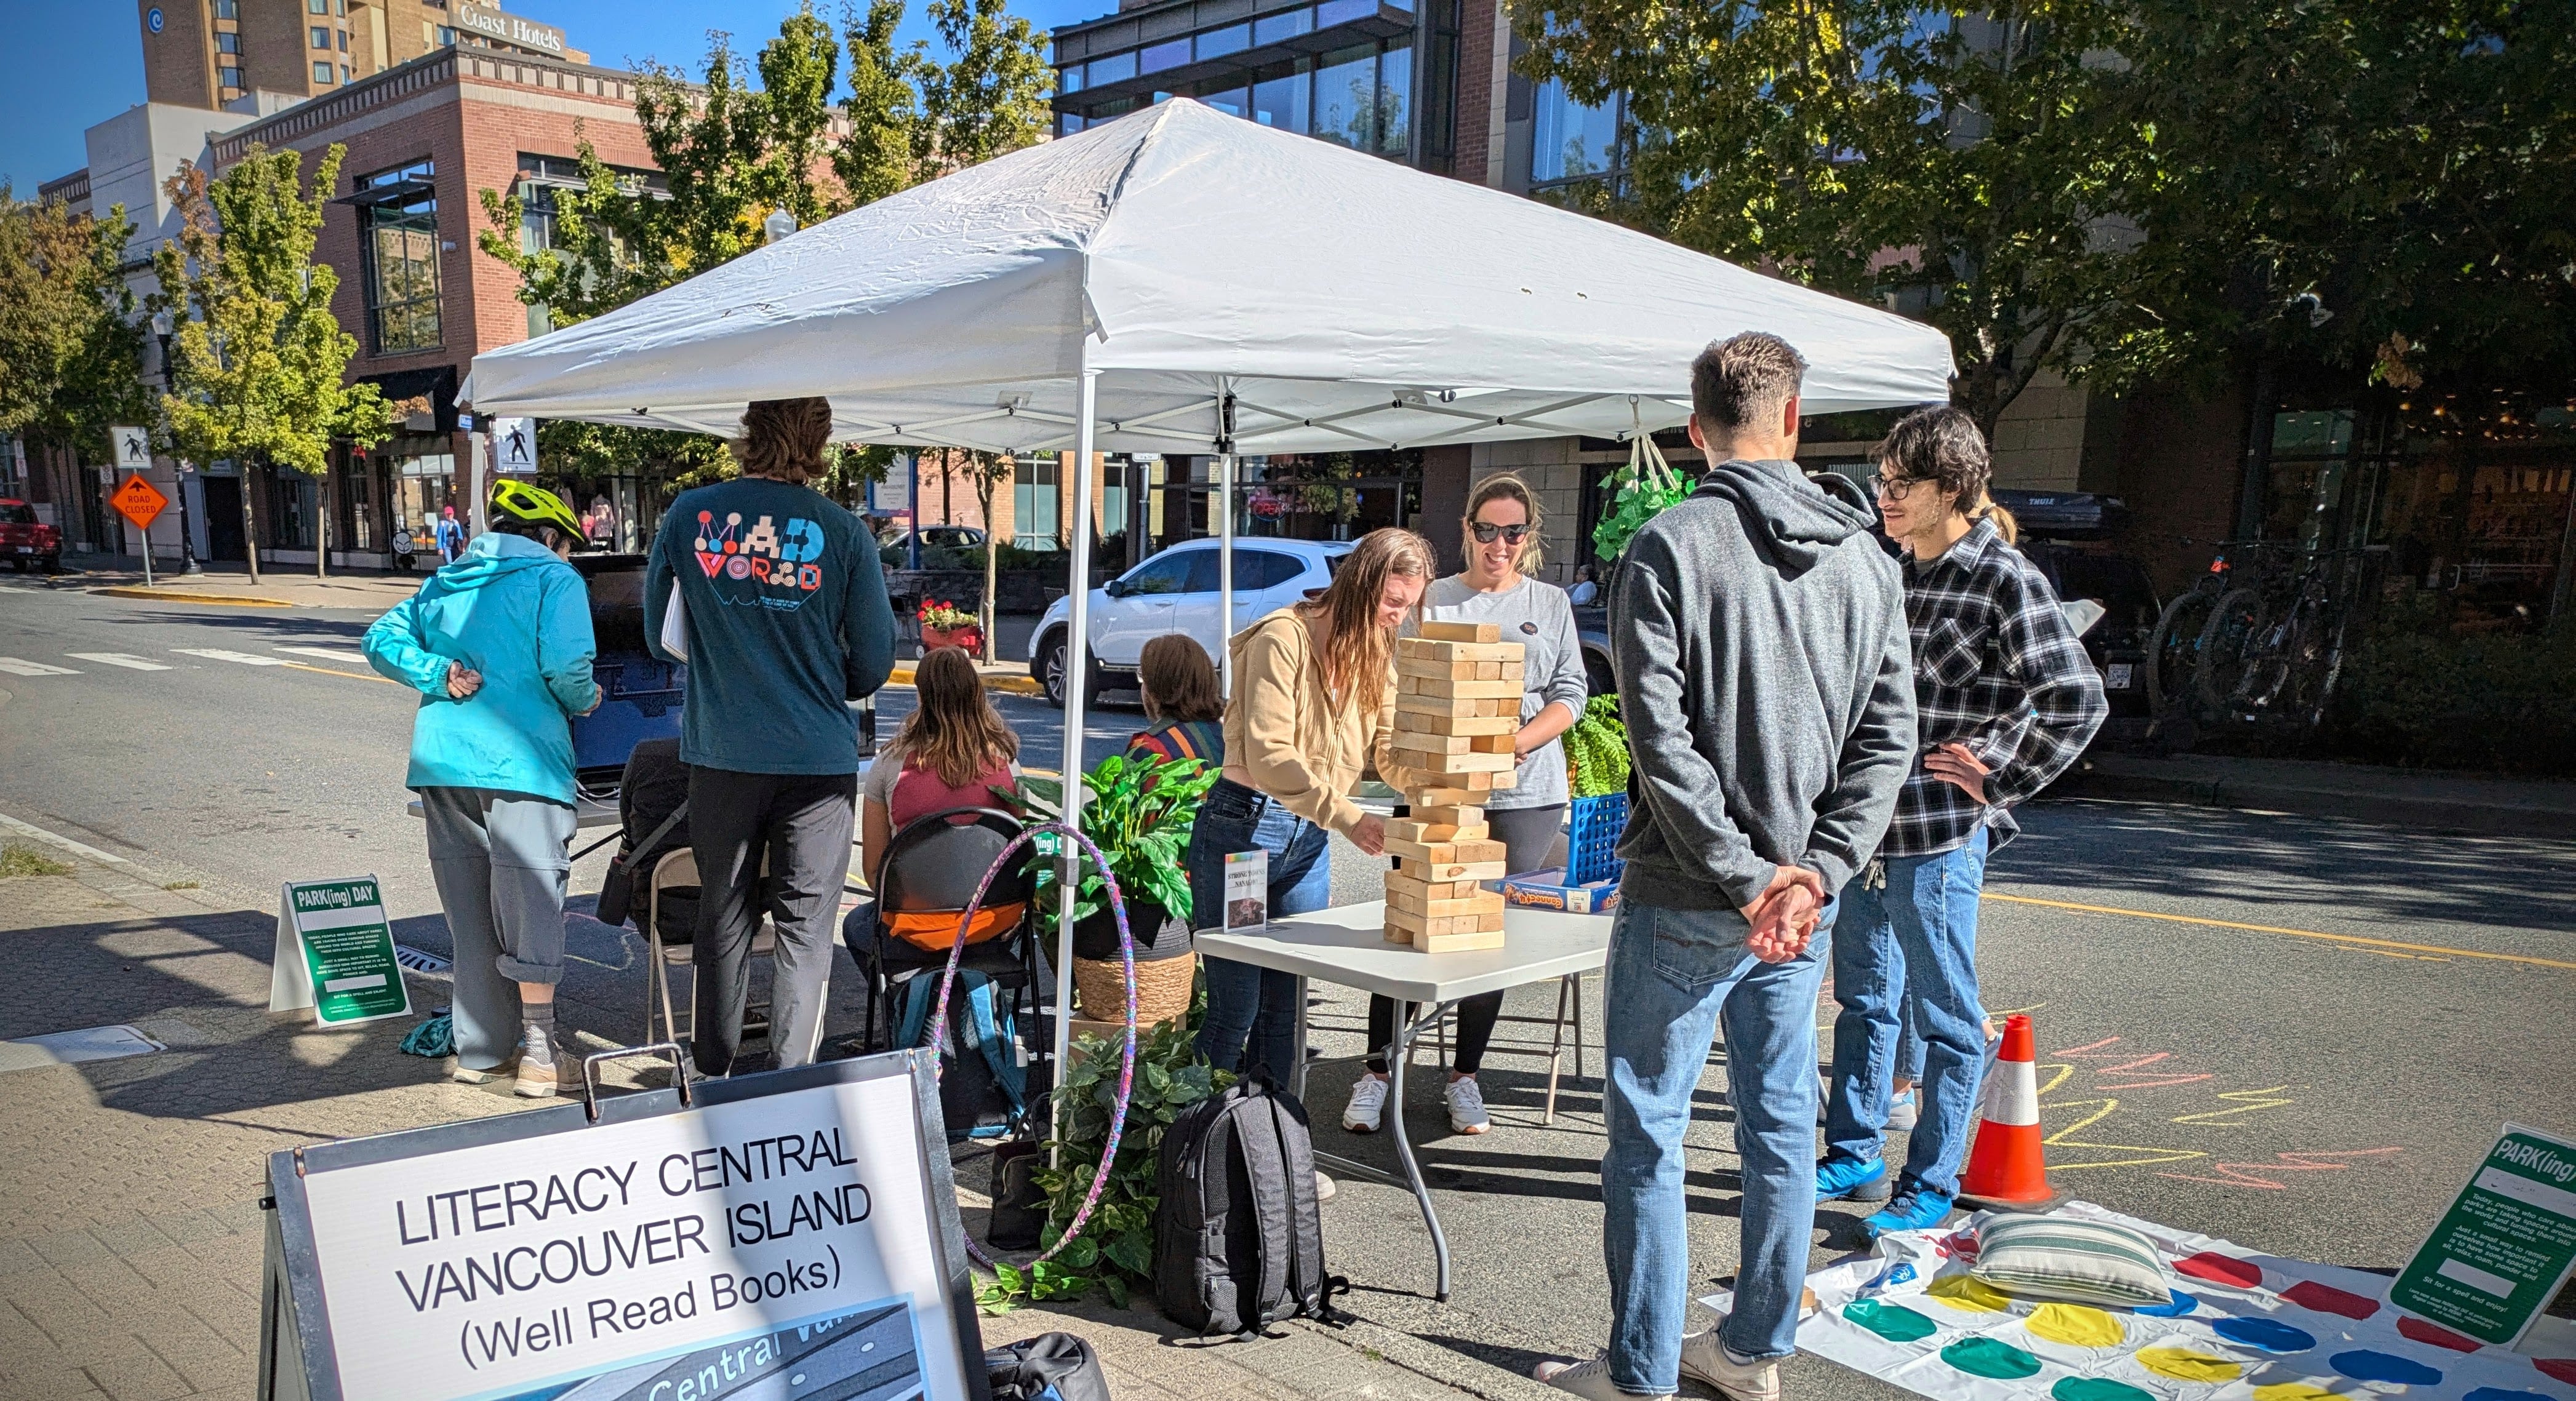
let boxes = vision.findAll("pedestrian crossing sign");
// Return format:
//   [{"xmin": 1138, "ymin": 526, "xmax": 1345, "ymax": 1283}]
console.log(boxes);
[{"xmin": 110, "ymin": 473, "xmax": 167, "ymax": 531}]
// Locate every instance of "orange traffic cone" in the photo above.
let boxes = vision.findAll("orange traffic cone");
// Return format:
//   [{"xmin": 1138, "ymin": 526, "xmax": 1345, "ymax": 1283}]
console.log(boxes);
[{"xmin": 1958, "ymin": 1013, "xmax": 2056, "ymax": 1209}]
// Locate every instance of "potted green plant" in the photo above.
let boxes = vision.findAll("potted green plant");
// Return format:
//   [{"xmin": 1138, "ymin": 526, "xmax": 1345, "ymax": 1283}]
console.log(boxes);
[
  {"xmin": 977, "ymin": 1016, "xmax": 1231, "ymax": 1312},
  {"xmin": 998, "ymin": 751, "xmax": 1217, "ymax": 1026}
]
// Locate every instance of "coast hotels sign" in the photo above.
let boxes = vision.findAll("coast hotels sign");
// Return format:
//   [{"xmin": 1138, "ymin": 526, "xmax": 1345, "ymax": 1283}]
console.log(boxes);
[{"xmin": 452, "ymin": 2, "xmax": 567, "ymax": 57}]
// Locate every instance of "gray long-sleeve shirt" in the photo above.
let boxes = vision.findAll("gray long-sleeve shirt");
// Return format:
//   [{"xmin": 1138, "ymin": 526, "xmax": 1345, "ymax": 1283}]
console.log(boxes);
[
  {"xmin": 1406, "ymin": 573, "xmax": 1588, "ymax": 810},
  {"xmin": 1609, "ymin": 458, "xmax": 1916, "ymax": 910}
]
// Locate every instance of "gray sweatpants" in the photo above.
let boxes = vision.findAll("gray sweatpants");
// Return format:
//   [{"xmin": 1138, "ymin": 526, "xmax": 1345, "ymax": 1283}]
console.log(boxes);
[{"xmin": 422, "ymin": 786, "xmax": 577, "ymax": 1072}]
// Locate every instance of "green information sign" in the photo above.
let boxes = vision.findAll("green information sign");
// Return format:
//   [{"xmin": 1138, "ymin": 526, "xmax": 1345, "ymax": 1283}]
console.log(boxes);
[
  {"xmin": 2389, "ymin": 1123, "xmax": 2576, "ymax": 1348},
  {"xmin": 268, "ymin": 877, "xmax": 412, "ymax": 1026}
]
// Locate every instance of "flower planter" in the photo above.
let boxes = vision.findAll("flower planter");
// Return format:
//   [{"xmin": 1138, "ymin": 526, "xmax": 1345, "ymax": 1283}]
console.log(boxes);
[
  {"xmin": 1068, "ymin": 900, "xmax": 1196, "ymax": 1029},
  {"xmin": 919, "ymin": 623, "xmax": 982, "ymax": 653}
]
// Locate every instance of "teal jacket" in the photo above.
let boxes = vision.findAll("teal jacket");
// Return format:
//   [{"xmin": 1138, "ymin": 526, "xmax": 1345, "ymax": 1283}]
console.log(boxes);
[{"xmin": 364, "ymin": 532, "xmax": 600, "ymax": 804}]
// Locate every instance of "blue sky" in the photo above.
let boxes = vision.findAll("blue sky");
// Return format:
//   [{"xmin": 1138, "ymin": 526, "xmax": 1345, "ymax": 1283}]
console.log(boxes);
[{"xmin": 1, "ymin": 0, "xmax": 1096, "ymax": 193}]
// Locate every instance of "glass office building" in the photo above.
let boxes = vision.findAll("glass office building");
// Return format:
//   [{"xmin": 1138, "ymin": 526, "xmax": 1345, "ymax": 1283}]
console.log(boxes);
[{"xmin": 1053, "ymin": 0, "xmax": 1462, "ymax": 172}]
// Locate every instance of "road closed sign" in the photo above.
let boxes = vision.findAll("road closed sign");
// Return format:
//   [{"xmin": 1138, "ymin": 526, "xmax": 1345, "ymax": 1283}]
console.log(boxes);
[
  {"xmin": 111, "ymin": 473, "xmax": 169, "ymax": 532},
  {"xmin": 260, "ymin": 1053, "xmax": 983, "ymax": 1401}
]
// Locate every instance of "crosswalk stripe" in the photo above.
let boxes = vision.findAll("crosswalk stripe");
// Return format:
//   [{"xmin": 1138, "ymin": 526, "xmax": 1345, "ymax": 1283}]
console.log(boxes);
[
  {"xmin": 65, "ymin": 652, "xmax": 172, "ymax": 671},
  {"xmin": 276, "ymin": 646, "xmax": 370, "ymax": 667},
  {"xmin": 0, "ymin": 657, "xmax": 79, "ymax": 676},
  {"xmin": 172, "ymin": 647, "xmax": 288, "ymax": 667}
]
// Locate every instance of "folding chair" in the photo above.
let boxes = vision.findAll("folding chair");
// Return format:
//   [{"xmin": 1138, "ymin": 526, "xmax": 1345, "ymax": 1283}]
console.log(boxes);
[{"xmin": 639, "ymin": 847, "xmax": 775, "ymax": 1051}]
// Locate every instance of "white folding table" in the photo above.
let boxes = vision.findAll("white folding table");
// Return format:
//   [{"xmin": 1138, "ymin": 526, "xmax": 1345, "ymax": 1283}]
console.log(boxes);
[{"xmin": 1194, "ymin": 900, "xmax": 1613, "ymax": 1301}]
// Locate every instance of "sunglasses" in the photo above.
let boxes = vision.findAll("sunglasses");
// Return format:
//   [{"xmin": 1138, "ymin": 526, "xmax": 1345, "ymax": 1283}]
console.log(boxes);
[{"xmin": 1470, "ymin": 522, "xmax": 1533, "ymax": 543}]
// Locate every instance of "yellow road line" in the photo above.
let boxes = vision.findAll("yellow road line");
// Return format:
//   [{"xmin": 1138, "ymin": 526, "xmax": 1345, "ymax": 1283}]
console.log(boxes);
[
  {"xmin": 1983, "ymin": 891, "xmax": 2576, "ymax": 971},
  {"xmin": 281, "ymin": 660, "xmax": 396, "ymax": 685}
]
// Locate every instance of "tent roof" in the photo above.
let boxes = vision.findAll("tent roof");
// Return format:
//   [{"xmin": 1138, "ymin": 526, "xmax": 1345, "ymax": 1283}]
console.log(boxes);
[{"xmin": 464, "ymin": 98, "xmax": 1954, "ymax": 456}]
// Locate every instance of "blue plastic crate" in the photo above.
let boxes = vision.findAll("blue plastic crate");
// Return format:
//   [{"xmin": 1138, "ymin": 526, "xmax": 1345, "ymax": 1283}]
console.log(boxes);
[{"xmin": 1567, "ymin": 791, "xmax": 1627, "ymax": 886}]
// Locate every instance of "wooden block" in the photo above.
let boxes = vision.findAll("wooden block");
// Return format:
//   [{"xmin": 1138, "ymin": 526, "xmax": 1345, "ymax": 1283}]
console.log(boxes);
[
  {"xmin": 1388, "ymin": 819, "xmax": 1489, "ymax": 845},
  {"xmin": 1439, "ymin": 679, "xmax": 1524, "ymax": 698},
  {"xmin": 1386, "ymin": 887, "xmax": 1497, "ymax": 918},
  {"xmin": 1398, "ymin": 637, "xmax": 1523, "ymax": 662},
  {"xmin": 1412, "ymin": 804, "xmax": 1483, "ymax": 826},
  {"xmin": 1476, "ymin": 697, "xmax": 1516, "ymax": 717},
  {"xmin": 1468, "ymin": 733, "xmax": 1516, "ymax": 754},
  {"xmin": 1417, "ymin": 859, "xmax": 1508, "ymax": 882},
  {"xmin": 1409, "ymin": 749, "xmax": 1516, "ymax": 775},
  {"xmin": 1395, "ymin": 709, "xmax": 1519, "ymax": 736},
  {"xmin": 1410, "ymin": 785, "xmax": 1487, "ymax": 807},
  {"xmin": 1415, "ymin": 926, "xmax": 1508, "ymax": 954},
  {"xmin": 1395, "ymin": 691, "xmax": 1481, "ymax": 717},
  {"xmin": 1449, "ymin": 839, "xmax": 1506, "ymax": 863},
  {"xmin": 1418, "ymin": 620, "xmax": 1501, "ymax": 643},
  {"xmin": 1490, "ymin": 767, "xmax": 1518, "ymax": 790},
  {"xmin": 1383, "ymin": 837, "xmax": 1458, "ymax": 864},
  {"xmin": 1474, "ymin": 661, "xmax": 1500, "ymax": 680},
  {"xmin": 1393, "ymin": 732, "xmax": 1476, "ymax": 754},
  {"xmin": 1398, "ymin": 656, "xmax": 1480, "ymax": 682}
]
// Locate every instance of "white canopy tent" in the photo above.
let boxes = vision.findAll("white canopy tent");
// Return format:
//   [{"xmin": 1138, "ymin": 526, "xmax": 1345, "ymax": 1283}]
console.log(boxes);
[{"xmin": 463, "ymin": 96, "xmax": 1954, "ymax": 1104}]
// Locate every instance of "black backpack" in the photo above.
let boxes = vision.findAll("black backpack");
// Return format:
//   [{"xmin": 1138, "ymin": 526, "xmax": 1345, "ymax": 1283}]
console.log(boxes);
[
  {"xmin": 595, "ymin": 738, "xmax": 691, "ymax": 930},
  {"xmin": 1153, "ymin": 1074, "xmax": 1345, "ymax": 1338},
  {"xmin": 983, "ymin": 1332, "xmax": 1111, "ymax": 1401}
]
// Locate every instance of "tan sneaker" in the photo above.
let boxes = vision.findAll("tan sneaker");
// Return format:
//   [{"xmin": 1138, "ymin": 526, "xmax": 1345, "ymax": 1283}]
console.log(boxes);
[
  {"xmin": 452, "ymin": 1055, "xmax": 517, "ymax": 1085},
  {"xmin": 1679, "ymin": 1331, "xmax": 1781, "ymax": 1401},
  {"xmin": 514, "ymin": 1021, "xmax": 569, "ymax": 1099},
  {"xmin": 1534, "ymin": 1355, "xmax": 1674, "ymax": 1400}
]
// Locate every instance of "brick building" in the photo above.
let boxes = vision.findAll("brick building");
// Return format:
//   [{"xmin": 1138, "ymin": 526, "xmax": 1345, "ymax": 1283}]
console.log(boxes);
[{"xmin": 138, "ymin": 0, "xmax": 580, "ymax": 114}]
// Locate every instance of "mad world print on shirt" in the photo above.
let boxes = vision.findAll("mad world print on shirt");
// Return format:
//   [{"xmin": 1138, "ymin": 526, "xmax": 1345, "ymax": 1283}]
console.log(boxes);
[{"xmin": 695, "ymin": 509, "xmax": 830, "ymax": 611}]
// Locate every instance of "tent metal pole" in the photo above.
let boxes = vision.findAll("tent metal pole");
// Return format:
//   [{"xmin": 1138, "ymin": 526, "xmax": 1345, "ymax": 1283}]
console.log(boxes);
[
  {"xmin": 1217, "ymin": 384, "xmax": 1235, "ymax": 693},
  {"xmin": 1050, "ymin": 361, "xmax": 1100, "ymax": 1165}
]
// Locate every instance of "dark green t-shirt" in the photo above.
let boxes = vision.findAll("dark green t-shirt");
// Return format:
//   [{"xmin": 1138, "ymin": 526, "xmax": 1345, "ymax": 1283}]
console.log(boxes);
[{"xmin": 644, "ymin": 478, "xmax": 895, "ymax": 775}]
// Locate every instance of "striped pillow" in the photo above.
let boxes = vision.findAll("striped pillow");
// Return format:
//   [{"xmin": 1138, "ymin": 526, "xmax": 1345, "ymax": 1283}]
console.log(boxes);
[{"xmin": 1971, "ymin": 1213, "xmax": 2174, "ymax": 1308}]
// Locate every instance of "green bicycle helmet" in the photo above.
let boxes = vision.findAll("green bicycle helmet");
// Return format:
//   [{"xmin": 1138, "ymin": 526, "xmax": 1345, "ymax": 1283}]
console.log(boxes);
[{"xmin": 487, "ymin": 478, "xmax": 585, "ymax": 541}]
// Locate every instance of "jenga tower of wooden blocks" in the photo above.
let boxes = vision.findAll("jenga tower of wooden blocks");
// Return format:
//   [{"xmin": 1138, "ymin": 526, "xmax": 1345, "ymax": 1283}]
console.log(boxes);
[{"xmin": 1383, "ymin": 620, "xmax": 1522, "ymax": 952}]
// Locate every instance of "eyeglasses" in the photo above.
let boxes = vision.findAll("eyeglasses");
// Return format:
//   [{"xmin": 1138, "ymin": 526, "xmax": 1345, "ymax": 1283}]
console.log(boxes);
[
  {"xmin": 1875, "ymin": 474, "xmax": 1932, "ymax": 501},
  {"xmin": 1470, "ymin": 522, "xmax": 1532, "ymax": 543}
]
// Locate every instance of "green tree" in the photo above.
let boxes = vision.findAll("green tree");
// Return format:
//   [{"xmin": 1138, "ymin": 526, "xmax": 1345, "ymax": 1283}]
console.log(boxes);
[
  {"xmin": 835, "ymin": 0, "xmax": 919, "ymax": 207},
  {"xmin": 0, "ymin": 190, "xmax": 153, "ymax": 474},
  {"xmin": 154, "ymin": 150, "xmax": 394, "ymax": 581},
  {"xmin": 903, "ymin": 0, "xmax": 1055, "ymax": 180},
  {"xmin": 2087, "ymin": 0, "xmax": 2576, "ymax": 417},
  {"xmin": 1517, "ymin": 1, "xmax": 2149, "ymax": 434}
]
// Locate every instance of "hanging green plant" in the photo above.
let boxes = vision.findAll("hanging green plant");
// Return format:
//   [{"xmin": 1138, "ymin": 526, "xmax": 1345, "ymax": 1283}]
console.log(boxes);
[
  {"xmin": 1566, "ymin": 694, "xmax": 1632, "ymax": 799},
  {"xmin": 1591, "ymin": 419, "xmax": 1696, "ymax": 563}
]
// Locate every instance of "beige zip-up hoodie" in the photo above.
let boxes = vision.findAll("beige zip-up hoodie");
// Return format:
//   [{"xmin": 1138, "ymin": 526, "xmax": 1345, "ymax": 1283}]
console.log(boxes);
[{"xmin": 1221, "ymin": 608, "xmax": 1418, "ymax": 837}]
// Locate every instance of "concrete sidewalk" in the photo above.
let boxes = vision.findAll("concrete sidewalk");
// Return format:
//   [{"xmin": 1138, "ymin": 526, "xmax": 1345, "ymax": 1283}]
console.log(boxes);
[
  {"xmin": 0, "ymin": 845, "xmax": 1497, "ymax": 1401},
  {"xmin": 2047, "ymin": 749, "xmax": 2576, "ymax": 838},
  {"xmin": 50, "ymin": 554, "xmax": 418, "ymax": 612}
]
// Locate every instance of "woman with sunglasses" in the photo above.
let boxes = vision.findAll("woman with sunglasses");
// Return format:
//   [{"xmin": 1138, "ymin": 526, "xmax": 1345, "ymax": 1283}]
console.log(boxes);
[
  {"xmin": 1342, "ymin": 474, "xmax": 1588, "ymax": 1138},
  {"xmin": 1816, "ymin": 407, "xmax": 2105, "ymax": 1237}
]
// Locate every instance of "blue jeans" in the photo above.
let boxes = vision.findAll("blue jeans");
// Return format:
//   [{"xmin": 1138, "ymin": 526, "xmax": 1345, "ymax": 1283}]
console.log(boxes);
[
  {"xmin": 1602, "ymin": 895, "xmax": 1833, "ymax": 1392},
  {"xmin": 1188, "ymin": 781, "xmax": 1332, "ymax": 1077},
  {"xmin": 1825, "ymin": 827, "xmax": 1990, "ymax": 1197}
]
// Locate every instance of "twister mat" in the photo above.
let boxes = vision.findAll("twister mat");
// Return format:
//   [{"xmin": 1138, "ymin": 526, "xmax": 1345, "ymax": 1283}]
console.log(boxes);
[{"xmin": 1712, "ymin": 1202, "xmax": 2575, "ymax": 1401}]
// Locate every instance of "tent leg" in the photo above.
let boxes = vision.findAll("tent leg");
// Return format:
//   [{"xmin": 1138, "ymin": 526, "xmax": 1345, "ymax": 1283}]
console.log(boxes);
[
  {"xmin": 1217, "ymin": 450, "xmax": 1234, "ymax": 692},
  {"xmin": 1050, "ymin": 366, "xmax": 1100, "ymax": 1167}
]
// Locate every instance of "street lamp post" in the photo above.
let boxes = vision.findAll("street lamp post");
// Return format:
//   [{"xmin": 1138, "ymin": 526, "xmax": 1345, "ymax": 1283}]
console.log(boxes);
[{"xmin": 150, "ymin": 312, "xmax": 202, "ymax": 576}]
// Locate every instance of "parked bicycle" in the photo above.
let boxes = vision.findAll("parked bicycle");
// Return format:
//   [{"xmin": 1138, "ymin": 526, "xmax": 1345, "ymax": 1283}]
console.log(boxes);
[{"xmin": 2147, "ymin": 541, "xmax": 2384, "ymax": 731}]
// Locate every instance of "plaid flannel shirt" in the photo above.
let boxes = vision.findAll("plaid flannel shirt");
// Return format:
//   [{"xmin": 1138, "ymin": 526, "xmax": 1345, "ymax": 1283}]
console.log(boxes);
[{"xmin": 1882, "ymin": 517, "xmax": 2108, "ymax": 859}]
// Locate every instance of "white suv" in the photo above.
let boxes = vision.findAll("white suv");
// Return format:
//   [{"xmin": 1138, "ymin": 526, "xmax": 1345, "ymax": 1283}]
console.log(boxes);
[{"xmin": 1029, "ymin": 537, "xmax": 1354, "ymax": 707}]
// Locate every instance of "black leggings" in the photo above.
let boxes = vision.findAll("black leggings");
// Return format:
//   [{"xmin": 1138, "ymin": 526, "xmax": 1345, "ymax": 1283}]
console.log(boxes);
[{"xmin": 1367, "ymin": 803, "xmax": 1565, "ymax": 1076}]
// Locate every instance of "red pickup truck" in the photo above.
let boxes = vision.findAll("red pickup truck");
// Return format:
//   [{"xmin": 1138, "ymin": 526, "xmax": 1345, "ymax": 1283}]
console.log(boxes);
[{"xmin": 0, "ymin": 500, "xmax": 63, "ymax": 573}]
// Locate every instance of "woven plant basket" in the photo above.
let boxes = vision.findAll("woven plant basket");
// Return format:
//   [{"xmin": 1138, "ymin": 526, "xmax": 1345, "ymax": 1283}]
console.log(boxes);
[{"xmin": 1073, "ymin": 952, "xmax": 1196, "ymax": 1030}]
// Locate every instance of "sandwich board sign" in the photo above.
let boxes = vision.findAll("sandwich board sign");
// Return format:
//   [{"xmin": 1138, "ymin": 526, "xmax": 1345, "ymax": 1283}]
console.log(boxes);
[
  {"xmin": 257, "ymin": 1050, "xmax": 988, "ymax": 1401},
  {"xmin": 270, "ymin": 877, "xmax": 411, "ymax": 1026},
  {"xmin": 2389, "ymin": 1122, "xmax": 2576, "ymax": 1349}
]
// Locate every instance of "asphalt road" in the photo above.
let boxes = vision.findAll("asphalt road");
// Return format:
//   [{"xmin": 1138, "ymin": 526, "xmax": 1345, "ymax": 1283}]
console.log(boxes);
[{"xmin": 4, "ymin": 578, "xmax": 2571, "ymax": 1399}]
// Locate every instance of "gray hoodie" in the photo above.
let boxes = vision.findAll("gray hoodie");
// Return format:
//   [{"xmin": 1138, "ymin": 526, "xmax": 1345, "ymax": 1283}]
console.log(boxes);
[{"xmin": 1608, "ymin": 458, "xmax": 1916, "ymax": 911}]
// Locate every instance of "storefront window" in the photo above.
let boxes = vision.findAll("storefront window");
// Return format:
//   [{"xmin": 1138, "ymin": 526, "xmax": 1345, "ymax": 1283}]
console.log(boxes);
[
  {"xmin": 1313, "ymin": 44, "xmax": 1379, "ymax": 148},
  {"xmin": 1251, "ymin": 58, "xmax": 1311, "ymax": 131},
  {"xmin": 1015, "ymin": 460, "xmax": 1060, "ymax": 548}
]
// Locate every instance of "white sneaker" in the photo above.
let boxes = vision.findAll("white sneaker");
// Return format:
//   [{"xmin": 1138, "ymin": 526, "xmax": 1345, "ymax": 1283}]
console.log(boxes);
[
  {"xmin": 1886, "ymin": 1088, "xmax": 1919, "ymax": 1132},
  {"xmin": 1343, "ymin": 1074, "xmax": 1390, "ymax": 1133},
  {"xmin": 1679, "ymin": 1331, "xmax": 1782, "ymax": 1401},
  {"xmin": 1314, "ymin": 1171, "xmax": 1336, "ymax": 1202},
  {"xmin": 1534, "ymin": 1354, "xmax": 1675, "ymax": 1400},
  {"xmin": 1446, "ymin": 1076, "xmax": 1491, "ymax": 1135}
]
